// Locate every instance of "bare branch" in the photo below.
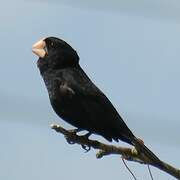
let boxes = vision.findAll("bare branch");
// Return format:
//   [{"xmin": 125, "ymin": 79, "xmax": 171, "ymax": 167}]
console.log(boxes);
[{"xmin": 51, "ymin": 123, "xmax": 180, "ymax": 179}]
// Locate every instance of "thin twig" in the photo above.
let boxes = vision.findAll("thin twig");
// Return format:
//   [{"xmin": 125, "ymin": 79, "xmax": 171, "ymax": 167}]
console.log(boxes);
[
  {"xmin": 147, "ymin": 165, "xmax": 154, "ymax": 180},
  {"xmin": 122, "ymin": 158, "xmax": 137, "ymax": 180}
]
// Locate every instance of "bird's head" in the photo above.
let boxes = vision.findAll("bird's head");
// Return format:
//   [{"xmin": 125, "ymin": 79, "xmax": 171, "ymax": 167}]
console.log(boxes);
[{"xmin": 32, "ymin": 37, "xmax": 79, "ymax": 73}]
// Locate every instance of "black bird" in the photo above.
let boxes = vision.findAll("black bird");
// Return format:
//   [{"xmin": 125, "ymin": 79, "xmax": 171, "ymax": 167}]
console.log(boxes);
[{"xmin": 32, "ymin": 37, "xmax": 162, "ymax": 166}]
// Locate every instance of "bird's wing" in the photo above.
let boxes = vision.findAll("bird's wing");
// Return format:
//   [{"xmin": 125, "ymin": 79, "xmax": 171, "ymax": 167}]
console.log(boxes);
[{"xmin": 58, "ymin": 79, "xmax": 134, "ymax": 143}]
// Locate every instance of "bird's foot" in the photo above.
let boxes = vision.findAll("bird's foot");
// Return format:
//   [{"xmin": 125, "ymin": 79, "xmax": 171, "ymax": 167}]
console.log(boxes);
[
  {"xmin": 133, "ymin": 137, "xmax": 144, "ymax": 155},
  {"xmin": 80, "ymin": 132, "xmax": 91, "ymax": 152},
  {"xmin": 81, "ymin": 144, "xmax": 91, "ymax": 152},
  {"xmin": 65, "ymin": 128, "xmax": 81, "ymax": 144},
  {"xmin": 137, "ymin": 138, "xmax": 144, "ymax": 144}
]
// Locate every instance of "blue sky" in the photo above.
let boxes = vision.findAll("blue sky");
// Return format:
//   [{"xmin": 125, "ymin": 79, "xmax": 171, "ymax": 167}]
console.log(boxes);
[{"xmin": 0, "ymin": 0, "xmax": 180, "ymax": 179}]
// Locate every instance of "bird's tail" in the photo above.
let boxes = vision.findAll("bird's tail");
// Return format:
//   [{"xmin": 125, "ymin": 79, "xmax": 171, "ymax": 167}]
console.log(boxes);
[{"xmin": 132, "ymin": 137, "xmax": 164, "ymax": 168}]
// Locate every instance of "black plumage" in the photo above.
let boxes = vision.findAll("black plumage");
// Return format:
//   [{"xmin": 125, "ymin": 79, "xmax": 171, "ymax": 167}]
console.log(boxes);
[{"xmin": 32, "ymin": 37, "xmax": 163, "ymax": 167}]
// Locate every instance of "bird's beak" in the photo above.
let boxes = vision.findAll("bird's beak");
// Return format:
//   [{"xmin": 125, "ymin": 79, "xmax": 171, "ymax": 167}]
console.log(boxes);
[{"xmin": 32, "ymin": 39, "xmax": 47, "ymax": 58}]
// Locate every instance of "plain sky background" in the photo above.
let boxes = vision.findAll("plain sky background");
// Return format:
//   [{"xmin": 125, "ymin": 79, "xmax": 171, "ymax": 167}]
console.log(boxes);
[{"xmin": 1, "ymin": 0, "xmax": 180, "ymax": 179}]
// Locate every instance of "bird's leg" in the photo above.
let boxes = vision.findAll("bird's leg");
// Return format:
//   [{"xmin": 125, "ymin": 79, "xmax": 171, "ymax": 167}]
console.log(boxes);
[
  {"xmin": 133, "ymin": 137, "xmax": 144, "ymax": 154},
  {"xmin": 136, "ymin": 138, "xmax": 144, "ymax": 144},
  {"xmin": 80, "ymin": 132, "xmax": 92, "ymax": 152},
  {"xmin": 66, "ymin": 128, "xmax": 82, "ymax": 144}
]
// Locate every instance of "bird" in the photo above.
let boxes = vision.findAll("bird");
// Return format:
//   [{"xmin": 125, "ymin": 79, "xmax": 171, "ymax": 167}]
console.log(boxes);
[{"xmin": 32, "ymin": 36, "xmax": 163, "ymax": 167}]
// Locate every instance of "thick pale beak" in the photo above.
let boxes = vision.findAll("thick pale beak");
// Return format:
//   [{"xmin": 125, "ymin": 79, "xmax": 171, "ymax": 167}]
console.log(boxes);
[{"xmin": 32, "ymin": 39, "xmax": 47, "ymax": 58}]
